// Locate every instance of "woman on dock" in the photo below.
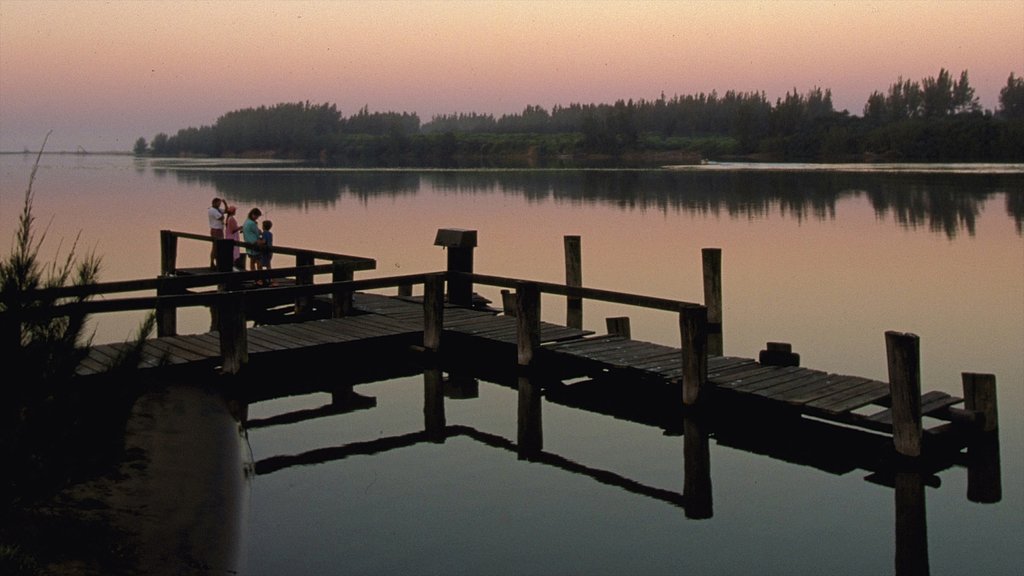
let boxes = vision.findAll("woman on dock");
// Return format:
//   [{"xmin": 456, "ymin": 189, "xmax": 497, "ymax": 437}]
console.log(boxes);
[
  {"xmin": 242, "ymin": 208, "xmax": 263, "ymax": 271},
  {"xmin": 224, "ymin": 206, "xmax": 242, "ymax": 270}
]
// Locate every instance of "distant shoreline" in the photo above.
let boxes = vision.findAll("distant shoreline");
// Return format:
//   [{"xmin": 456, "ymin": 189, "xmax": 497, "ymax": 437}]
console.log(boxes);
[{"xmin": 0, "ymin": 150, "xmax": 134, "ymax": 156}]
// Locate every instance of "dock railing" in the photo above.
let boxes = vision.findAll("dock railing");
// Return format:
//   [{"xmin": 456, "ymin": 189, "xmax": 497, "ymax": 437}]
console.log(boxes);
[{"xmin": 1, "ymin": 264, "xmax": 712, "ymax": 402}]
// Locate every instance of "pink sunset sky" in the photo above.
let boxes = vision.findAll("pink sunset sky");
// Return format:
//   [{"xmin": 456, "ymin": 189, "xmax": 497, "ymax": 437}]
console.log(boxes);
[{"xmin": 1, "ymin": 0, "xmax": 1021, "ymax": 152}]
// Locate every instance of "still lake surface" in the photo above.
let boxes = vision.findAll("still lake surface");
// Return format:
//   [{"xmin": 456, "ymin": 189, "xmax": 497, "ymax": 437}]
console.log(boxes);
[{"xmin": 1, "ymin": 154, "xmax": 1022, "ymax": 575}]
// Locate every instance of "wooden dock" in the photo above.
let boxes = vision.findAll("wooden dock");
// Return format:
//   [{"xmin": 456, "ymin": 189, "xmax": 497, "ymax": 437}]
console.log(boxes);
[
  {"xmin": 72, "ymin": 290, "xmax": 982, "ymax": 452},
  {"xmin": 5, "ymin": 228, "xmax": 999, "ymax": 462}
]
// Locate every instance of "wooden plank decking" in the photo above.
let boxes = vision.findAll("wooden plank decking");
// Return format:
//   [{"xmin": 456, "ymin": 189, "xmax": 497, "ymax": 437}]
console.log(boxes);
[{"xmin": 73, "ymin": 291, "xmax": 964, "ymax": 437}]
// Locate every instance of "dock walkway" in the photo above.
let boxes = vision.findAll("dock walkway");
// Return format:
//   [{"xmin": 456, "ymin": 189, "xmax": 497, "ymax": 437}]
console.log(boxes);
[{"xmin": 75, "ymin": 291, "xmax": 966, "ymax": 439}]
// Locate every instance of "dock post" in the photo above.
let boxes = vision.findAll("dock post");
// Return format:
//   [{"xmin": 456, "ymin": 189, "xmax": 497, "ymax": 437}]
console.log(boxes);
[
  {"xmin": 516, "ymin": 282, "xmax": 541, "ymax": 367},
  {"xmin": 215, "ymin": 239, "xmax": 234, "ymax": 274},
  {"xmin": 211, "ymin": 238, "xmax": 236, "ymax": 331},
  {"xmin": 517, "ymin": 375, "xmax": 543, "ymax": 459},
  {"xmin": 679, "ymin": 305, "xmax": 708, "ymax": 406},
  {"xmin": 885, "ymin": 331, "xmax": 922, "ymax": 457},
  {"xmin": 606, "ymin": 316, "xmax": 631, "ymax": 338},
  {"xmin": 434, "ymin": 228, "xmax": 477, "ymax": 307},
  {"xmin": 295, "ymin": 251, "xmax": 315, "ymax": 315},
  {"xmin": 217, "ymin": 291, "xmax": 248, "ymax": 375},
  {"xmin": 423, "ymin": 274, "xmax": 445, "ymax": 352},
  {"xmin": 962, "ymin": 372, "xmax": 998, "ymax": 433},
  {"xmin": 564, "ymin": 235, "xmax": 582, "ymax": 329},
  {"xmin": 500, "ymin": 289, "xmax": 516, "ymax": 316},
  {"xmin": 331, "ymin": 259, "xmax": 354, "ymax": 317},
  {"xmin": 702, "ymin": 248, "xmax": 723, "ymax": 356},
  {"xmin": 160, "ymin": 230, "xmax": 178, "ymax": 276},
  {"xmin": 156, "ymin": 277, "xmax": 178, "ymax": 337}
]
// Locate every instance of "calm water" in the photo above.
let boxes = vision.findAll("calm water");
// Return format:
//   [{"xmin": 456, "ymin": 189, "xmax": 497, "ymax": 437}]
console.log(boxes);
[{"xmin": 1, "ymin": 154, "xmax": 1022, "ymax": 575}]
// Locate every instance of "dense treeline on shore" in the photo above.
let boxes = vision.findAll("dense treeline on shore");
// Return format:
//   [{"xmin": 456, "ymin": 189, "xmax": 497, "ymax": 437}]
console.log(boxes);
[{"xmin": 136, "ymin": 69, "xmax": 1024, "ymax": 165}]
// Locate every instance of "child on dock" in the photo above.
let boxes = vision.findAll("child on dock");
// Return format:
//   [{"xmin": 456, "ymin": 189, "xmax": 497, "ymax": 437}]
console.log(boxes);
[{"xmin": 258, "ymin": 220, "xmax": 274, "ymax": 286}]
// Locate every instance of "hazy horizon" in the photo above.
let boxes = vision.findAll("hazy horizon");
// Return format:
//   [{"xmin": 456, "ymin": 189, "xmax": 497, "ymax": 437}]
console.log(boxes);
[{"xmin": 1, "ymin": 0, "xmax": 1021, "ymax": 152}]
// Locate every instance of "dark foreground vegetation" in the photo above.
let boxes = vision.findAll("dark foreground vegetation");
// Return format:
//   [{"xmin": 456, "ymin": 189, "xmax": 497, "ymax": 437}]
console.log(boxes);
[
  {"xmin": 136, "ymin": 69, "xmax": 1024, "ymax": 165},
  {"xmin": 1, "ymin": 139, "xmax": 153, "ymax": 574}
]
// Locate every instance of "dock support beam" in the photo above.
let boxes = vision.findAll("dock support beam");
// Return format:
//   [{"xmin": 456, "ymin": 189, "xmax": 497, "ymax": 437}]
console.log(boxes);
[
  {"xmin": 564, "ymin": 235, "xmax": 582, "ymax": 330},
  {"xmin": 217, "ymin": 292, "xmax": 248, "ymax": 375},
  {"xmin": 295, "ymin": 251, "xmax": 315, "ymax": 315},
  {"xmin": 680, "ymin": 306, "xmax": 708, "ymax": 406},
  {"xmin": 331, "ymin": 260, "xmax": 354, "ymax": 317},
  {"xmin": 886, "ymin": 331, "xmax": 922, "ymax": 457},
  {"xmin": 516, "ymin": 282, "xmax": 541, "ymax": 367},
  {"xmin": 702, "ymin": 248, "xmax": 723, "ymax": 356},
  {"xmin": 423, "ymin": 274, "xmax": 445, "ymax": 352},
  {"xmin": 159, "ymin": 229, "xmax": 178, "ymax": 276},
  {"xmin": 156, "ymin": 277, "xmax": 179, "ymax": 337}
]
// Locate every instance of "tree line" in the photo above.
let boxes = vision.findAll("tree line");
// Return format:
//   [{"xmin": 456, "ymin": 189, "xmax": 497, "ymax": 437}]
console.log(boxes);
[{"xmin": 135, "ymin": 69, "xmax": 1024, "ymax": 163}]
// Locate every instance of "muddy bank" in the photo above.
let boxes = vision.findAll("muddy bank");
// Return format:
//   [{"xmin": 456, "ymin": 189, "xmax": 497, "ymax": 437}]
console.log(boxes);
[{"xmin": 25, "ymin": 382, "xmax": 249, "ymax": 575}]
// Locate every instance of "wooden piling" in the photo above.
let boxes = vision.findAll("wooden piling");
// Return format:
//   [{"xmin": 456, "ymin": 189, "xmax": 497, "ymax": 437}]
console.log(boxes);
[
  {"xmin": 500, "ymin": 289, "xmax": 517, "ymax": 316},
  {"xmin": 216, "ymin": 292, "xmax": 247, "ymax": 375},
  {"xmin": 564, "ymin": 235, "xmax": 582, "ymax": 329},
  {"xmin": 156, "ymin": 277, "xmax": 178, "ymax": 337},
  {"xmin": 435, "ymin": 228, "xmax": 476, "ymax": 307},
  {"xmin": 295, "ymin": 251, "xmax": 315, "ymax": 314},
  {"xmin": 159, "ymin": 230, "xmax": 178, "ymax": 276},
  {"xmin": 886, "ymin": 331, "xmax": 922, "ymax": 457},
  {"xmin": 962, "ymin": 372, "xmax": 998, "ymax": 433},
  {"xmin": 680, "ymin": 306, "xmax": 708, "ymax": 406},
  {"xmin": 606, "ymin": 316, "xmax": 631, "ymax": 338},
  {"xmin": 215, "ymin": 239, "xmax": 234, "ymax": 274},
  {"xmin": 331, "ymin": 260, "xmax": 354, "ymax": 317},
  {"xmin": 702, "ymin": 248, "xmax": 723, "ymax": 356},
  {"xmin": 423, "ymin": 274, "xmax": 445, "ymax": 352},
  {"xmin": 516, "ymin": 282, "xmax": 541, "ymax": 367}
]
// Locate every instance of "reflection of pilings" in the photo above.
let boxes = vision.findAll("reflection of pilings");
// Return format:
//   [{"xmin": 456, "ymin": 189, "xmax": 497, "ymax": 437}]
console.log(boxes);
[
  {"xmin": 252, "ymin": 424, "xmax": 691, "ymax": 511},
  {"xmin": 517, "ymin": 376, "xmax": 543, "ymax": 459},
  {"xmin": 967, "ymin": 433, "xmax": 1001, "ymax": 504},
  {"xmin": 424, "ymin": 367, "xmax": 446, "ymax": 442},
  {"xmin": 895, "ymin": 471, "xmax": 930, "ymax": 576},
  {"xmin": 683, "ymin": 415, "xmax": 713, "ymax": 519}
]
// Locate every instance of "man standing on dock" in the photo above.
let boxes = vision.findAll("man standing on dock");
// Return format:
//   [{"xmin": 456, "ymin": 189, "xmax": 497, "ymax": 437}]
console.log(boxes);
[{"xmin": 207, "ymin": 197, "xmax": 225, "ymax": 268}]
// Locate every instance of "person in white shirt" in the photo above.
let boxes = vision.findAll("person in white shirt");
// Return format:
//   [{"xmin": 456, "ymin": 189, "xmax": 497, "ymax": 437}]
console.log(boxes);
[{"xmin": 208, "ymin": 197, "xmax": 225, "ymax": 268}]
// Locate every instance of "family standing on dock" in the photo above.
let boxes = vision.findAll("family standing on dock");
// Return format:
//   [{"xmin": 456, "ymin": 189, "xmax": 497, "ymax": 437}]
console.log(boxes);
[{"xmin": 207, "ymin": 197, "xmax": 273, "ymax": 279}]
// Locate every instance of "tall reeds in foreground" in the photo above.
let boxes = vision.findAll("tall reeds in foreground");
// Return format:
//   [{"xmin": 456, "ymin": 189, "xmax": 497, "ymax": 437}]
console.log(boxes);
[{"xmin": 0, "ymin": 134, "xmax": 154, "ymax": 574}]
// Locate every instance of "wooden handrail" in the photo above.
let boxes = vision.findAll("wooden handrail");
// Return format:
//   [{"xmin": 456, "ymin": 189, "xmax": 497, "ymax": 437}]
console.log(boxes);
[{"xmin": 162, "ymin": 229, "xmax": 376, "ymax": 266}]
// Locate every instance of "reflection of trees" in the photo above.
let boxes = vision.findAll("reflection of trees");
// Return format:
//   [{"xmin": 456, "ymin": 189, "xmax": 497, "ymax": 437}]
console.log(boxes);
[{"xmin": 162, "ymin": 166, "xmax": 1021, "ymax": 238}]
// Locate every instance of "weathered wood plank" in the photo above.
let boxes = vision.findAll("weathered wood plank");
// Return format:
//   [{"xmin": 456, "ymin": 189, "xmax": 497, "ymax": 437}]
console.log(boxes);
[
  {"xmin": 867, "ymin": 391, "xmax": 963, "ymax": 425},
  {"xmin": 807, "ymin": 380, "xmax": 891, "ymax": 414}
]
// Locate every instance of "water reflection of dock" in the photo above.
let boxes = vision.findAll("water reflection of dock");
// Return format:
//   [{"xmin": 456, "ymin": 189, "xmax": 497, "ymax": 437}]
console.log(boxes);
[{"xmin": 234, "ymin": 353, "xmax": 1000, "ymax": 576}]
